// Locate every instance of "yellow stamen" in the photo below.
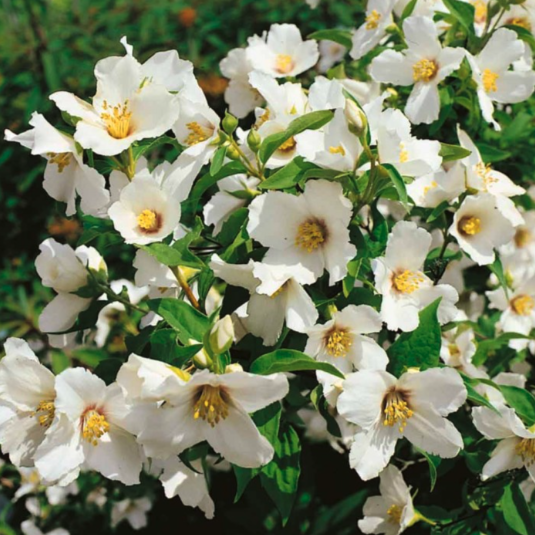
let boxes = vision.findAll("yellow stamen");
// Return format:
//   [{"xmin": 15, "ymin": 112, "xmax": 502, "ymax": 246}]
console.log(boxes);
[
  {"xmin": 278, "ymin": 136, "xmax": 296, "ymax": 153},
  {"xmin": 383, "ymin": 391, "xmax": 413, "ymax": 433},
  {"xmin": 185, "ymin": 121, "xmax": 210, "ymax": 146},
  {"xmin": 448, "ymin": 343, "xmax": 461, "ymax": 358},
  {"xmin": 399, "ymin": 142, "xmax": 409, "ymax": 163},
  {"xmin": 387, "ymin": 504, "xmax": 403, "ymax": 524},
  {"xmin": 47, "ymin": 152, "xmax": 72, "ymax": 173},
  {"xmin": 511, "ymin": 294, "xmax": 535, "ymax": 316},
  {"xmin": 329, "ymin": 145, "xmax": 346, "ymax": 156},
  {"xmin": 475, "ymin": 161, "xmax": 498, "ymax": 188},
  {"xmin": 458, "ymin": 216, "xmax": 481, "ymax": 236},
  {"xmin": 32, "ymin": 400, "xmax": 55, "ymax": 428},
  {"xmin": 255, "ymin": 108, "xmax": 270, "ymax": 128},
  {"xmin": 471, "ymin": 0, "xmax": 487, "ymax": 24},
  {"xmin": 393, "ymin": 270, "xmax": 425, "ymax": 294},
  {"xmin": 516, "ymin": 438, "xmax": 535, "ymax": 465},
  {"xmin": 101, "ymin": 100, "xmax": 132, "ymax": 139},
  {"xmin": 275, "ymin": 54, "xmax": 294, "ymax": 75},
  {"xmin": 515, "ymin": 228, "xmax": 532, "ymax": 248},
  {"xmin": 295, "ymin": 220, "xmax": 325, "ymax": 252},
  {"xmin": 193, "ymin": 385, "xmax": 229, "ymax": 427},
  {"xmin": 412, "ymin": 59, "xmax": 438, "ymax": 83},
  {"xmin": 507, "ymin": 17, "xmax": 531, "ymax": 31},
  {"xmin": 365, "ymin": 9, "xmax": 382, "ymax": 30},
  {"xmin": 325, "ymin": 328, "xmax": 353, "ymax": 357},
  {"xmin": 270, "ymin": 282, "xmax": 288, "ymax": 299},
  {"xmin": 137, "ymin": 209, "xmax": 159, "ymax": 232},
  {"xmin": 482, "ymin": 68, "xmax": 499, "ymax": 93},
  {"xmin": 423, "ymin": 180, "xmax": 438, "ymax": 195},
  {"xmin": 82, "ymin": 410, "xmax": 110, "ymax": 446}
]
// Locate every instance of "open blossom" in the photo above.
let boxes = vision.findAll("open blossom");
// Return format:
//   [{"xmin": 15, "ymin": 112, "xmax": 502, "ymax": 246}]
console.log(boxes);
[
  {"xmin": 449, "ymin": 193, "xmax": 516, "ymax": 266},
  {"xmin": 34, "ymin": 368, "xmax": 143, "ymax": 486},
  {"xmin": 21, "ymin": 521, "xmax": 69, "ymax": 535},
  {"xmin": 373, "ymin": 221, "xmax": 459, "ymax": 332},
  {"xmin": 472, "ymin": 405, "xmax": 535, "ymax": 482},
  {"xmin": 246, "ymin": 23, "xmax": 319, "ymax": 78},
  {"xmin": 318, "ymin": 40, "xmax": 347, "ymax": 73},
  {"xmin": 370, "ymin": 16, "xmax": 465, "ymax": 124},
  {"xmin": 466, "ymin": 28, "xmax": 535, "ymax": 129},
  {"xmin": 338, "ymin": 368, "xmax": 466, "ymax": 480},
  {"xmin": 5, "ymin": 113, "xmax": 109, "ymax": 216},
  {"xmin": 305, "ymin": 305, "xmax": 388, "ymax": 374},
  {"xmin": 440, "ymin": 326, "xmax": 482, "ymax": 378},
  {"xmin": 111, "ymin": 498, "xmax": 152, "ymax": 529},
  {"xmin": 358, "ymin": 465, "xmax": 416, "ymax": 535},
  {"xmin": 247, "ymin": 180, "xmax": 356, "ymax": 286},
  {"xmin": 0, "ymin": 339, "xmax": 56, "ymax": 468}
]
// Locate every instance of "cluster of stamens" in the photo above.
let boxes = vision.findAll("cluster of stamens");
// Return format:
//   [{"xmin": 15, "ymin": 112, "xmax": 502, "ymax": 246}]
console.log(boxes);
[
  {"xmin": 137, "ymin": 209, "xmax": 160, "ymax": 232},
  {"xmin": 482, "ymin": 69, "xmax": 499, "ymax": 93},
  {"xmin": 329, "ymin": 145, "xmax": 346, "ymax": 156},
  {"xmin": 325, "ymin": 328, "xmax": 352, "ymax": 358},
  {"xmin": 278, "ymin": 136, "xmax": 296, "ymax": 153},
  {"xmin": 386, "ymin": 504, "xmax": 403, "ymax": 524},
  {"xmin": 393, "ymin": 270, "xmax": 425, "ymax": 294},
  {"xmin": 383, "ymin": 390, "xmax": 413, "ymax": 433},
  {"xmin": 399, "ymin": 142, "xmax": 409, "ymax": 163},
  {"xmin": 516, "ymin": 438, "xmax": 535, "ymax": 465},
  {"xmin": 475, "ymin": 162, "xmax": 498, "ymax": 188},
  {"xmin": 365, "ymin": 9, "xmax": 382, "ymax": 30},
  {"xmin": 458, "ymin": 216, "xmax": 482, "ymax": 236},
  {"xmin": 185, "ymin": 121, "xmax": 210, "ymax": 146},
  {"xmin": 82, "ymin": 409, "xmax": 110, "ymax": 446},
  {"xmin": 193, "ymin": 385, "xmax": 229, "ymax": 427},
  {"xmin": 472, "ymin": 0, "xmax": 487, "ymax": 24},
  {"xmin": 47, "ymin": 152, "xmax": 72, "ymax": 173},
  {"xmin": 33, "ymin": 400, "xmax": 55, "ymax": 428},
  {"xmin": 295, "ymin": 220, "xmax": 326, "ymax": 252},
  {"xmin": 412, "ymin": 59, "xmax": 438, "ymax": 83},
  {"xmin": 101, "ymin": 100, "xmax": 132, "ymax": 139},
  {"xmin": 511, "ymin": 294, "xmax": 535, "ymax": 316},
  {"xmin": 275, "ymin": 54, "xmax": 294, "ymax": 74},
  {"xmin": 514, "ymin": 228, "xmax": 532, "ymax": 248},
  {"xmin": 506, "ymin": 17, "xmax": 531, "ymax": 31}
]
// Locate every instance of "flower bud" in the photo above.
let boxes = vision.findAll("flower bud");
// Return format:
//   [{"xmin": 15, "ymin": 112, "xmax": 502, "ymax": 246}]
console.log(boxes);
[
  {"xmin": 208, "ymin": 315, "xmax": 235, "ymax": 355},
  {"xmin": 225, "ymin": 363, "xmax": 243, "ymax": 374},
  {"xmin": 344, "ymin": 99, "xmax": 367, "ymax": 137},
  {"xmin": 247, "ymin": 129, "xmax": 262, "ymax": 152},
  {"xmin": 222, "ymin": 111, "xmax": 239, "ymax": 135},
  {"xmin": 193, "ymin": 346, "xmax": 213, "ymax": 369},
  {"xmin": 226, "ymin": 144, "xmax": 241, "ymax": 160}
]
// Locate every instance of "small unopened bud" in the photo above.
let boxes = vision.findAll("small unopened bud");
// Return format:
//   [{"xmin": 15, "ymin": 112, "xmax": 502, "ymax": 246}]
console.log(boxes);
[
  {"xmin": 247, "ymin": 129, "xmax": 262, "ymax": 152},
  {"xmin": 344, "ymin": 99, "xmax": 367, "ymax": 137},
  {"xmin": 226, "ymin": 144, "xmax": 241, "ymax": 160},
  {"xmin": 225, "ymin": 363, "xmax": 243, "ymax": 374},
  {"xmin": 208, "ymin": 315, "xmax": 235, "ymax": 355},
  {"xmin": 222, "ymin": 112, "xmax": 239, "ymax": 135},
  {"xmin": 192, "ymin": 344, "xmax": 213, "ymax": 369}
]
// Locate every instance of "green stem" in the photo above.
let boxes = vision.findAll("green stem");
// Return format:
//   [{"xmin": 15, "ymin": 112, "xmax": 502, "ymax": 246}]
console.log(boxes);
[{"xmin": 170, "ymin": 266, "xmax": 201, "ymax": 310}]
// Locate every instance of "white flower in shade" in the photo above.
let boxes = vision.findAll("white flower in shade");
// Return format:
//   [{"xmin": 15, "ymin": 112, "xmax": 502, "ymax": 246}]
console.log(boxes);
[
  {"xmin": 466, "ymin": 28, "xmax": 535, "ymax": 129},
  {"xmin": 34, "ymin": 368, "xmax": 143, "ymax": 486},
  {"xmin": 500, "ymin": 211, "xmax": 535, "ymax": 278},
  {"xmin": 486, "ymin": 276, "xmax": 535, "ymax": 350},
  {"xmin": 305, "ymin": 305, "xmax": 388, "ymax": 374},
  {"xmin": 21, "ymin": 521, "xmax": 68, "ymax": 535},
  {"xmin": 0, "ymin": 339, "xmax": 55, "ymax": 468},
  {"xmin": 472, "ymin": 405, "xmax": 535, "ymax": 482},
  {"xmin": 440, "ymin": 327, "xmax": 482, "ymax": 378},
  {"xmin": 461, "ymin": 0, "xmax": 489, "ymax": 36},
  {"xmin": 476, "ymin": 372, "xmax": 526, "ymax": 408},
  {"xmin": 449, "ymin": 193, "xmax": 516, "ymax": 265},
  {"xmin": 203, "ymin": 174, "xmax": 260, "ymax": 235},
  {"xmin": 375, "ymin": 108, "xmax": 442, "ymax": 178},
  {"xmin": 5, "ymin": 113, "xmax": 109, "ymax": 216},
  {"xmin": 373, "ymin": 221, "xmax": 460, "ymax": 332},
  {"xmin": 111, "ymin": 498, "xmax": 152, "ymax": 530},
  {"xmin": 370, "ymin": 16, "xmax": 465, "ymax": 124},
  {"xmin": 247, "ymin": 180, "xmax": 356, "ymax": 286},
  {"xmin": 296, "ymin": 108, "xmax": 362, "ymax": 172},
  {"xmin": 338, "ymin": 367, "xmax": 466, "ymax": 480},
  {"xmin": 358, "ymin": 465, "xmax": 416, "ymax": 535},
  {"xmin": 50, "ymin": 52, "xmax": 180, "ymax": 156},
  {"xmin": 246, "ymin": 23, "xmax": 319, "ymax": 78},
  {"xmin": 350, "ymin": 0, "xmax": 396, "ymax": 61},
  {"xmin": 307, "ymin": 76, "xmax": 381, "ymax": 111},
  {"xmin": 220, "ymin": 48, "xmax": 264, "ymax": 118},
  {"xmin": 129, "ymin": 369, "xmax": 288, "ymax": 468},
  {"xmin": 318, "ymin": 40, "xmax": 347, "ymax": 73},
  {"xmin": 210, "ymin": 255, "xmax": 318, "ymax": 346}
]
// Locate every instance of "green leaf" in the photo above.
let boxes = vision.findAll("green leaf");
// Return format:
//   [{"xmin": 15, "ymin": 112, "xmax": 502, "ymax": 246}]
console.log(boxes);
[
  {"xmin": 439, "ymin": 142, "xmax": 472, "ymax": 162},
  {"xmin": 477, "ymin": 142, "xmax": 511, "ymax": 163},
  {"xmin": 210, "ymin": 146, "xmax": 227, "ymax": 176},
  {"xmin": 310, "ymin": 385, "xmax": 341, "ymax": 437},
  {"xmin": 250, "ymin": 349, "xmax": 344, "ymax": 379},
  {"xmin": 138, "ymin": 241, "xmax": 205, "ymax": 270},
  {"xmin": 259, "ymin": 157, "xmax": 316, "ymax": 190},
  {"xmin": 489, "ymin": 255, "xmax": 509, "ymax": 297},
  {"xmin": 94, "ymin": 358, "xmax": 123, "ymax": 385},
  {"xmin": 426, "ymin": 200, "xmax": 450, "ymax": 223},
  {"xmin": 132, "ymin": 136, "xmax": 179, "ymax": 160},
  {"xmin": 415, "ymin": 447, "xmax": 441, "ymax": 492},
  {"xmin": 259, "ymin": 111, "xmax": 333, "ymax": 164},
  {"xmin": 150, "ymin": 329, "xmax": 202, "ymax": 366},
  {"xmin": 473, "ymin": 332, "xmax": 530, "ymax": 367},
  {"xmin": 309, "ymin": 491, "xmax": 368, "ymax": 535},
  {"xmin": 71, "ymin": 348, "xmax": 107, "ymax": 368},
  {"xmin": 462, "ymin": 376, "xmax": 501, "ymax": 414},
  {"xmin": 400, "ymin": 0, "xmax": 418, "ymax": 21},
  {"xmin": 260, "ymin": 424, "xmax": 301, "ymax": 526},
  {"xmin": 499, "ymin": 385, "xmax": 535, "ymax": 426},
  {"xmin": 50, "ymin": 350, "xmax": 70, "ymax": 374},
  {"xmin": 500, "ymin": 483, "xmax": 535, "ymax": 535},
  {"xmin": 380, "ymin": 164, "xmax": 409, "ymax": 209},
  {"xmin": 307, "ymin": 29, "xmax": 352, "ymax": 49},
  {"xmin": 442, "ymin": 0, "xmax": 475, "ymax": 33},
  {"xmin": 387, "ymin": 299, "xmax": 442, "ymax": 377}
]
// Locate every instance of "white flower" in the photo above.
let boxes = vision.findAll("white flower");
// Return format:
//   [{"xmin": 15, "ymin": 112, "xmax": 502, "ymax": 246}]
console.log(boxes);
[
  {"xmin": 449, "ymin": 193, "xmax": 516, "ymax": 265},
  {"xmin": 440, "ymin": 327, "xmax": 482, "ymax": 378},
  {"xmin": 338, "ymin": 367, "xmax": 466, "ymax": 480},
  {"xmin": 210, "ymin": 255, "xmax": 318, "ymax": 346},
  {"xmin": 21, "ymin": 521, "xmax": 68, "ymax": 535},
  {"xmin": 305, "ymin": 305, "xmax": 388, "ymax": 374},
  {"xmin": 0, "ymin": 339, "xmax": 55, "ymax": 468},
  {"xmin": 128, "ymin": 368, "xmax": 288, "ymax": 468},
  {"xmin": 472, "ymin": 405, "xmax": 535, "ymax": 482},
  {"xmin": 50, "ymin": 53, "xmax": 180, "ymax": 156},
  {"xmin": 373, "ymin": 221, "xmax": 459, "ymax": 332},
  {"xmin": 466, "ymin": 28, "xmax": 535, "ymax": 129},
  {"xmin": 111, "ymin": 498, "xmax": 152, "ymax": 530},
  {"xmin": 247, "ymin": 180, "xmax": 356, "ymax": 285},
  {"xmin": 34, "ymin": 368, "xmax": 143, "ymax": 486},
  {"xmin": 318, "ymin": 40, "xmax": 347, "ymax": 73},
  {"xmin": 358, "ymin": 465, "xmax": 416, "ymax": 535},
  {"xmin": 370, "ymin": 16, "xmax": 465, "ymax": 124},
  {"xmin": 246, "ymin": 24, "xmax": 319, "ymax": 78},
  {"xmin": 203, "ymin": 174, "xmax": 260, "ymax": 235},
  {"xmin": 350, "ymin": 0, "xmax": 396, "ymax": 61},
  {"xmin": 5, "ymin": 113, "xmax": 109, "ymax": 216}
]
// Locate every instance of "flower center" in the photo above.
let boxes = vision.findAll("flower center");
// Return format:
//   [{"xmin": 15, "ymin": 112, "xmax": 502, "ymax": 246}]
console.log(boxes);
[
  {"xmin": 278, "ymin": 136, "xmax": 297, "ymax": 153},
  {"xmin": 137, "ymin": 209, "xmax": 161, "ymax": 233},
  {"xmin": 511, "ymin": 294, "xmax": 535, "ymax": 316},
  {"xmin": 412, "ymin": 59, "xmax": 438, "ymax": 83},
  {"xmin": 295, "ymin": 220, "xmax": 326, "ymax": 252},
  {"xmin": 386, "ymin": 504, "xmax": 403, "ymax": 524},
  {"xmin": 423, "ymin": 180, "xmax": 438, "ymax": 195},
  {"xmin": 47, "ymin": 152, "xmax": 72, "ymax": 173},
  {"xmin": 101, "ymin": 101, "xmax": 132, "ymax": 139},
  {"xmin": 329, "ymin": 145, "xmax": 346, "ymax": 156},
  {"xmin": 82, "ymin": 409, "xmax": 110, "ymax": 446},
  {"xmin": 33, "ymin": 400, "xmax": 55, "ymax": 428},
  {"xmin": 193, "ymin": 385, "xmax": 229, "ymax": 427},
  {"xmin": 393, "ymin": 270, "xmax": 425, "ymax": 294},
  {"xmin": 270, "ymin": 282, "xmax": 289, "ymax": 299},
  {"xmin": 482, "ymin": 68, "xmax": 499, "ymax": 93},
  {"xmin": 399, "ymin": 142, "xmax": 409, "ymax": 163},
  {"xmin": 506, "ymin": 17, "xmax": 532, "ymax": 31},
  {"xmin": 458, "ymin": 216, "xmax": 482, "ymax": 236},
  {"xmin": 514, "ymin": 228, "xmax": 532, "ymax": 248},
  {"xmin": 516, "ymin": 438, "xmax": 535, "ymax": 465},
  {"xmin": 475, "ymin": 162, "xmax": 498, "ymax": 188},
  {"xmin": 448, "ymin": 343, "xmax": 461, "ymax": 358},
  {"xmin": 365, "ymin": 9, "xmax": 382, "ymax": 30},
  {"xmin": 383, "ymin": 390, "xmax": 413, "ymax": 433},
  {"xmin": 275, "ymin": 54, "xmax": 294, "ymax": 74},
  {"xmin": 185, "ymin": 121, "xmax": 211, "ymax": 146},
  {"xmin": 325, "ymin": 328, "xmax": 353, "ymax": 357},
  {"xmin": 471, "ymin": 0, "xmax": 487, "ymax": 23}
]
